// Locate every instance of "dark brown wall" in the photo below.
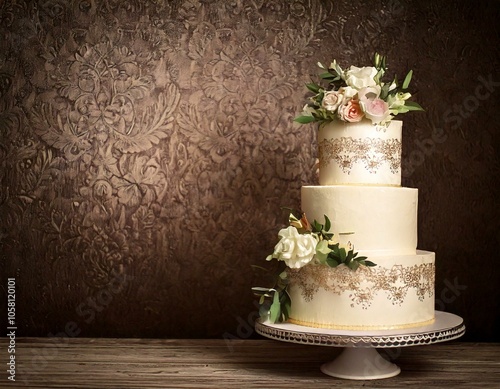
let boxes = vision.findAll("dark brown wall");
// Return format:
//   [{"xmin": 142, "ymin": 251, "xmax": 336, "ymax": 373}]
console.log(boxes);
[{"xmin": 1, "ymin": 0, "xmax": 499, "ymax": 341}]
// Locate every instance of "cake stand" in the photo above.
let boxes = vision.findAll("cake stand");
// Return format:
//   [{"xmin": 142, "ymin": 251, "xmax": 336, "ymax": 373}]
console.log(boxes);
[{"xmin": 255, "ymin": 311, "xmax": 465, "ymax": 380}]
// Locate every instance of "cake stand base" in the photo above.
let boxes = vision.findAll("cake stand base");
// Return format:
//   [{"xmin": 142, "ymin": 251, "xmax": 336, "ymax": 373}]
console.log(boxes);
[
  {"xmin": 255, "ymin": 311, "xmax": 465, "ymax": 380},
  {"xmin": 320, "ymin": 347, "xmax": 400, "ymax": 380}
]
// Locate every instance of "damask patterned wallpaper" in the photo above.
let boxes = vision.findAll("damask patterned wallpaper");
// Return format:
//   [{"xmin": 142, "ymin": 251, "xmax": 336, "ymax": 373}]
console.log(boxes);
[{"xmin": 0, "ymin": 0, "xmax": 499, "ymax": 341}]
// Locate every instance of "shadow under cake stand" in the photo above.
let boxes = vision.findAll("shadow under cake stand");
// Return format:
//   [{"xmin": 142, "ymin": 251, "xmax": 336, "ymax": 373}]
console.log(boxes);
[{"xmin": 255, "ymin": 311, "xmax": 465, "ymax": 380}]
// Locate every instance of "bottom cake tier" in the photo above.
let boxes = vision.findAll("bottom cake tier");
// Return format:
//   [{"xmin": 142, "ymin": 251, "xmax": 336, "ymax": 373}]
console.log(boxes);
[{"xmin": 286, "ymin": 250, "xmax": 435, "ymax": 330}]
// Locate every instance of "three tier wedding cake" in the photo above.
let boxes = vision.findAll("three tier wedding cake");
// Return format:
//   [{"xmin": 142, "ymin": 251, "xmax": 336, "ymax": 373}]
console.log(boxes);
[{"xmin": 254, "ymin": 54, "xmax": 435, "ymax": 330}]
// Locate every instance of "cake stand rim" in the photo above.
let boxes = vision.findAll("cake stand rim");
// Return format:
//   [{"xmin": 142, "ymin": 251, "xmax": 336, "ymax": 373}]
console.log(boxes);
[{"xmin": 254, "ymin": 310, "xmax": 465, "ymax": 348}]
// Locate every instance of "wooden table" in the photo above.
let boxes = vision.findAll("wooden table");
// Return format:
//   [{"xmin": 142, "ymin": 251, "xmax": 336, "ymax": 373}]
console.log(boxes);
[{"xmin": 1, "ymin": 338, "xmax": 499, "ymax": 388}]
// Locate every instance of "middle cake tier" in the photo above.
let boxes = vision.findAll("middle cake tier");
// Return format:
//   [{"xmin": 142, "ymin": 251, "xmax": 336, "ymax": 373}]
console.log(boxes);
[{"xmin": 301, "ymin": 185, "xmax": 418, "ymax": 256}]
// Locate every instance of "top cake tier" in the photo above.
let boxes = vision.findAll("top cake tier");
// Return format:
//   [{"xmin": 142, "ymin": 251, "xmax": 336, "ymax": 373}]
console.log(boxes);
[{"xmin": 318, "ymin": 120, "xmax": 402, "ymax": 186}]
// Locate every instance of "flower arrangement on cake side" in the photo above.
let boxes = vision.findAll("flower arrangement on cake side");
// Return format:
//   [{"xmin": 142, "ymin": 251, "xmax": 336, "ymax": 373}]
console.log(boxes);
[
  {"xmin": 253, "ymin": 210, "xmax": 375, "ymax": 324},
  {"xmin": 295, "ymin": 53, "xmax": 423, "ymax": 126}
]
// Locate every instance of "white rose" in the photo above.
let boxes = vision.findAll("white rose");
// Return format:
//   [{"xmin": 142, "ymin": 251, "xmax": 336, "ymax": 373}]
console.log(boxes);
[
  {"xmin": 266, "ymin": 226, "xmax": 317, "ymax": 269},
  {"xmin": 322, "ymin": 91, "xmax": 343, "ymax": 112},
  {"xmin": 338, "ymin": 86, "xmax": 357, "ymax": 101},
  {"xmin": 345, "ymin": 66, "xmax": 378, "ymax": 89}
]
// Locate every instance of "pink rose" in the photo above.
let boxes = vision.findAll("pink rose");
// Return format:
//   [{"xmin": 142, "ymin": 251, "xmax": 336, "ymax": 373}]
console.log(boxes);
[
  {"xmin": 338, "ymin": 99, "xmax": 364, "ymax": 122},
  {"xmin": 362, "ymin": 98, "xmax": 390, "ymax": 125}
]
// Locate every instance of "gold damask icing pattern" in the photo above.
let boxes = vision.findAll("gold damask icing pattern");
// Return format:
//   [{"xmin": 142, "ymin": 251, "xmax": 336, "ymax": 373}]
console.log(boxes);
[
  {"xmin": 318, "ymin": 137, "xmax": 402, "ymax": 174},
  {"xmin": 288, "ymin": 262, "xmax": 435, "ymax": 309}
]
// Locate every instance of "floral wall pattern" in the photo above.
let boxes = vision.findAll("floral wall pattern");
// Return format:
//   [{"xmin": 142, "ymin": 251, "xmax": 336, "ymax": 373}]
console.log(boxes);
[{"xmin": 1, "ymin": 0, "xmax": 499, "ymax": 341}]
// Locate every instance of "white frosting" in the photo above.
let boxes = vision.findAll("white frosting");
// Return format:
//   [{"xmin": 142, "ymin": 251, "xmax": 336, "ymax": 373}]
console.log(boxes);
[
  {"xmin": 288, "ymin": 251, "xmax": 435, "ymax": 330},
  {"xmin": 301, "ymin": 185, "xmax": 418, "ymax": 256},
  {"xmin": 318, "ymin": 120, "xmax": 402, "ymax": 186},
  {"xmin": 276, "ymin": 119, "xmax": 436, "ymax": 331}
]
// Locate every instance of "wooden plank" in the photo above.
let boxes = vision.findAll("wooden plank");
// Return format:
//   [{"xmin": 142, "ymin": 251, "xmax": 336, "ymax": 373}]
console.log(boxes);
[{"xmin": 1, "ymin": 338, "xmax": 499, "ymax": 388}]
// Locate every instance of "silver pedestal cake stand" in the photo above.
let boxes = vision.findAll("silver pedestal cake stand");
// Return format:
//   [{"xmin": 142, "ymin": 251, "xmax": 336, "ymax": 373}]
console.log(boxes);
[{"xmin": 255, "ymin": 311, "xmax": 465, "ymax": 380}]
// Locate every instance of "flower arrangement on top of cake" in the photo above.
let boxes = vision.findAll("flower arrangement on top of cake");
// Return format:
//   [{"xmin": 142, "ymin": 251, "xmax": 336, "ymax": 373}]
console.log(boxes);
[{"xmin": 295, "ymin": 53, "xmax": 423, "ymax": 126}]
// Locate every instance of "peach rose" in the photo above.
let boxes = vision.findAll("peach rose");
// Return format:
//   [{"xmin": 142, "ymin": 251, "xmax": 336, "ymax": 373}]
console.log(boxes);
[{"xmin": 338, "ymin": 99, "xmax": 364, "ymax": 122}]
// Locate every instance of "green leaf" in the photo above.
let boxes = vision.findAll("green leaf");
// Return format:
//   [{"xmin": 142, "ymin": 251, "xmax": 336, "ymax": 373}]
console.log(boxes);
[
  {"xmin": 316, "ymin": 240, "xmax": 332, "ymax": 263},
  {"xmin": 323, "ymin": 232, "xmax": 334, "ymax": 240},
  {"xmin": 319, "ymin": 71, "xmax": 335, "ymax": 80},
  {"xmin": 392, "ymin": 106, "xmax": 410, "ymax": 114},
  {"xmin": 402, "ymin": 70, "xmax": 413, "ymax": 89},
  {"xmin": 269, "ymin": 291, "xmax": 281, "ymax": 323},
  {"xmin": 280, "ymin": 291, "xmax": 291, "ymax": 321},
  {"xmin": 306, "ymin": 82, "xmax": 320, "ymax": 93},
  {"xmin": 312, "ymin": 219, "xmax": 323, "ymax": 233},
  {"xmin": 324, "ymin": 215, "xmax": 331, "ymax": 232},
  {"xmin": 294, "ymin": 115, "xmax": 316, "ymax": 124},
  {"xmin": 339, "ymin": 247, "xmax": 347, "ymax": 262},
  {"xmin": 348, "ymin": 260, "xmax": 360, "ymax": 271},
  {"xmin": 380, "ymin": 83, "xmax": 391, "ymax": 100},
  {"xmin": 404, "ymin": 101, "xmax": 425, "ymax": 111},
  {"xmin": 329, "ymin": 244, "xmax": 340, "ymax": 258},
  {"xmin": 364, "ymin": 260, "xmax": 377, "ymax": 267},
  {"xmin": 326, "ymin": 256, "xmax": 339, "ymax": 268}
]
